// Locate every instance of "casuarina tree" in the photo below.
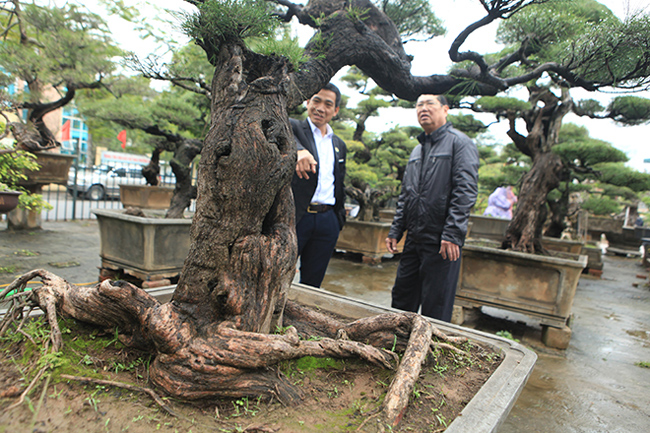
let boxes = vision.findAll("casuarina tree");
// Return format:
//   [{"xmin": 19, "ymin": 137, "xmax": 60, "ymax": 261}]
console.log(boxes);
[
  {"xmin": 464, "ymin": 0, "xmax": 650, "ymax": 252},
  {"xmin": 4, "ymin": 0, "xmax": 650, "ymax": 427}
]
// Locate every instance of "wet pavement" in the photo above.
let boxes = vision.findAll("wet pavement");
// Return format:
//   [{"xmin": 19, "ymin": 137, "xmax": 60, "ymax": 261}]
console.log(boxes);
[{"xmin": 1, "ymin": 219, "xmax": 649, "ymax": 432}]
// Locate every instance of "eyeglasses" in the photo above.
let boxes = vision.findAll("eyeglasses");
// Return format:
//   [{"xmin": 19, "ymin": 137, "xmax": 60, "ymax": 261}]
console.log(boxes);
[{"xmin": 416, "ymin": 100, "xmax": 442, "ymax": 109}]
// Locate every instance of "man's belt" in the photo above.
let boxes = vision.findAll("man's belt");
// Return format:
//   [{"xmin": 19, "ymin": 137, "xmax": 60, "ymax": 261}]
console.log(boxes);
[{"xmin": 307, "ymin": 203, "xmax": 334, "ymax": 213}]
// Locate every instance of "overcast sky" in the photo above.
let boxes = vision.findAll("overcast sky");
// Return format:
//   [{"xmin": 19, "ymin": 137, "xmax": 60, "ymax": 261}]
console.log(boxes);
[{"xmin": 77, "ymin": 0, "xmax": 650, "ymax": 171}]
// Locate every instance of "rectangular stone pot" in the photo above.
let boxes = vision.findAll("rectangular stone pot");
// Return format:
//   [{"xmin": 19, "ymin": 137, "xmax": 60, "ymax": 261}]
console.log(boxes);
[
  {"xmin": 119, "ymin": 185, "xmax": 175, "ymax": 210},
  {"xmin": 581, "ymin": 245, "xmax": 603, "ymax": 271},
  {"xmin": 586, "ymin": 216, "xmax": 640, "ymax": 251},
  {"xmin": 468, "ymin": 214, "xmax": 510, "ymax": 241},
  {"xmin": 540, "ymin": 237, "xmax": 584, "ymax": 254},
  {"xmin": 335, "ymin": 219, "xmax": 405, "ymax": 259},
  {"xmin": 145, "ymin": 283, "xmax": 537, "ymax": 433},
  {"xmin": 457, "ymin": 245, "xmax": 587, "ymax": 329},
  {"xmin": 20, "ymin": 152, "xmax": 75, "ymax": 186},
  {"xmin": 468, "ymin": 215, "xmax": 585, "ymax": 255},
  {"xmin": 587, "ymin": 215, "xmax": 623, "ymax": 234},
  {"xmin": 92, "ymin": 209, "xmax": 191, "ymax": 281}
]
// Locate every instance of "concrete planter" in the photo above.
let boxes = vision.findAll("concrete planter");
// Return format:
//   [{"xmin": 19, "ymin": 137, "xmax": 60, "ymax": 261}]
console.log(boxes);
[
  {"xmin": 378, "ymin": 208, "xmax": 395, "ymax": 221},
  {"xmin": 540, "ymin": 237, "xmax": 584, "ymax": 254},
  {"xmin": 587, "ymin": 215, "xmax": 623, "ymax": 234},
  {"xmin": 335, "ymin": 219, "xmax": 405, "ymax": 261},
  {"xmin": 145, "ymin": 282, "xmax": 536, "ymax": 433},
  {"xmin": 119, "ymin": 184, "xmax": 175, "ymax": 210},
  {"xmin": 6, "ymin": 207, "xmax": 41, "ymax": 230},
  {"xmin": 92, "ymin": 209, "xmax": 191, "ymax": 282},
  {"xmin": 467, "ymin": 214, "xmax": 510, "ymax": 241},
  {"xmin": 581, "ymin": 245, "xmax": 603, "ymax": 271},
  {"xmin": 457, "ymin": 245, "xmax": 587, "ymax": 349},
  {"xmin": 20, "ymin": 152, "xmax": 75, "ymax": 186},
  {"xmin": 467, "ymin": 215, "xmax": 585, "ymax": 254},
  {"xmin": 586, "ymin": 216, "xmax": 639, "ymax": 252}
]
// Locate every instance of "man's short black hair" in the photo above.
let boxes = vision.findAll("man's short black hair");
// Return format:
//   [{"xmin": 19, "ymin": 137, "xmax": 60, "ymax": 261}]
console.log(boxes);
[
  {"xmin": 323, "ymin": 83, "xmax": 342, "ymax": 107},
  {"xmin": 436, "ymin": 95, "xmax": 449, "ymax": 108}
]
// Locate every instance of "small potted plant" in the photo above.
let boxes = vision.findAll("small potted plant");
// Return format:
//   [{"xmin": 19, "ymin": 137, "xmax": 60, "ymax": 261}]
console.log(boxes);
[
  {"xmin": 0, "ymin": 141, "xmax": 52, "ymax": 228},
  {"xmin": 0, "ymin": 182, "xmax": 21, "ymax": 214}
]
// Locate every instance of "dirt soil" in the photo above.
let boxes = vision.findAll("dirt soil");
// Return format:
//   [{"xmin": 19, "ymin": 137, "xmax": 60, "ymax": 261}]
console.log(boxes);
[{"xmin": 0, "ymin": 315, "xmax": 502, "ymax": 433}]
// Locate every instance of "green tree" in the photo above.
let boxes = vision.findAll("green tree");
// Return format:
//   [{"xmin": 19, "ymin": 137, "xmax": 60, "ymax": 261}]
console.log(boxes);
[
  {"xmin": 0, "ymin": 1, "xmax": 121, "ymax": 151},
  {"xmin": 462, "ymin": 0, "xmax": 650, "ymax": 252},
  {"xmin": 547, "ymin": 123, "xmax": 631, "ymax": 236},
  {"xmin": 77, "ymin": 59, "xmax": 210, "ymax": 218}
]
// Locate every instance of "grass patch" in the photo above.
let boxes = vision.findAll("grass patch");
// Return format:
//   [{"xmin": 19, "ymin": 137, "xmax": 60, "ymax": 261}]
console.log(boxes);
[
  {"xmin": 496, "ymin": 330, "xmax": 520, "ymax": 343},
  {"xmin": 635, "ymin": 361, "xmax": 650, "ymax": 368},
  {"xmin": 14, "ymin": 249, "xmax": 39, "ymax": 257},
  {"xmin": 0, "ymin": 316, "xmax": 152, "ymax": 385}
]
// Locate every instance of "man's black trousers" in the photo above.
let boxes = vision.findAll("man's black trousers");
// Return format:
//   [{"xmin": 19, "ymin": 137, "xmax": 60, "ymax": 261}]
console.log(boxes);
[
  {"xmin": 391, "ymin": 236, "xmax": 462, "ymax": 322},
  {"xmin": 296, "ymin": 209, "xmax": 340, "ymax": 288}
]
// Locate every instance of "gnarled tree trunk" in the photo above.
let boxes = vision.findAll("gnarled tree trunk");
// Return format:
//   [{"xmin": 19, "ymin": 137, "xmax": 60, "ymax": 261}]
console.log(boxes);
[
  {"xmin": 2, "ymin": 1, "xmax": 494, "ymax": 424},
  {"xmin": 503, "ymin": 87, "xmax": 571, "ymax": 253}
]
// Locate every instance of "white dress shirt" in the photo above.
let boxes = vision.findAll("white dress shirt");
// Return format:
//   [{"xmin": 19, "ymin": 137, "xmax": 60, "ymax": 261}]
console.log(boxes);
[{"xmin": 307, "ymin": 117, "xmax": 336, "ymax": 205}]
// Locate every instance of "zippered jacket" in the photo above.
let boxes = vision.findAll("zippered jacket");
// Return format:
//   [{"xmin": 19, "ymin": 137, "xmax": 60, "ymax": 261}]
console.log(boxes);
[{"xmin": 388, "ymin": 122, "xmax": 479, "ymax": 246}]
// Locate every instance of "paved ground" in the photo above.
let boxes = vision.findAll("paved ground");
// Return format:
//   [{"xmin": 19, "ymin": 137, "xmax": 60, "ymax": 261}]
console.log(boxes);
[
  {"xmin": 1, "ymin": 218, "xmax": 649, "ymax": 432},
  {"xmin": 0, "ymin": 219, "xmax": 102, "ymax": 287}
]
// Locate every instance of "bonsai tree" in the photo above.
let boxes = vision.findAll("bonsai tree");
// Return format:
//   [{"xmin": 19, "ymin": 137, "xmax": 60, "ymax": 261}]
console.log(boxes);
[
  {"xmin": 461, "ymin": 0, "xmax": 650, "ymax": 252},
  {"xmin": 0, "ymin": 135, "xmax": 50, "ymax": 213},
  {"xmin": 545, "ymin": 123, "xmax": 636, "ymax": 236},
  {"xmin": 345, "ymin": 125, "xmax": 418, "ymax": 221},
  {"xmin": 0, "ymin": 78, "xmax": 51, "ymax": 214},
  {"xmin": 4, "ymin": 0, "xmax": 650, "ymax": 427},
  {"xmin": 77, "ymin": 70, "xmax": 209, "ymax": 218},
  {"xmin": 585, "ymin": 162, "xmax": 650, "ymax": 221},
  {"xmin": 0, "ymin": 1, "xmax": 121, "ymax": 152}
]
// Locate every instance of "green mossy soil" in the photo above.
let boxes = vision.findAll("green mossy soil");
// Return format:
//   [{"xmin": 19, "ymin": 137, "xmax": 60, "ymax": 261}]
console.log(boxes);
[{"xmin": 0, "ymin": 317, "xmax": 502, "ymax": 433}]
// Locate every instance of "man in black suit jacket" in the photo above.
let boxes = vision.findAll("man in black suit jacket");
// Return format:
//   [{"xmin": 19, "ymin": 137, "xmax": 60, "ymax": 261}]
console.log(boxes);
[{"xmin": 290, "ymin": 83, "xmax": 347, "ymax": 287}]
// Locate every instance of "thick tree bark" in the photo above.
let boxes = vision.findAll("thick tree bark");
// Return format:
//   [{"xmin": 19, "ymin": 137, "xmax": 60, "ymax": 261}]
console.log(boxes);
[
  {"xmin": 545, "ymin": 180, "xmax": 571, "ymax": 238},
  {"xmin": 165, "ymin": 138, "xmax": 202, "ymax": 219},
  {"xmin": 2, "ymin": 1, "xmax": 492, "ymax": 422},
  {"xmin": 169, "ymin": 43, "xmax": 298, "ymax": 334},
  {"xmin": 141, "ymin": 148, "xmax": 161, "ymax": 186},
  {"xmin": 503, "ymin": 152, "xmax": 564, "ymax": 253},
  {"xmin": 503, "ymin": 88, "xmax": 572, "ymax": 252},
  {"xmin": 346, "ymin": 185, "xmax": 381, "ymax": 222}
]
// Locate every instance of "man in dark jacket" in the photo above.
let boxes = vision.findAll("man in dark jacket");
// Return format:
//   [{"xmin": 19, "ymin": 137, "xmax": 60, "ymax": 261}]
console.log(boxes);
[
  {"xmin": 385, "ymin": 94, "xmax": 479, "ymax": 322},
  {"xmin": 291, "ymin": 83, "xmax": 347, "ymax": 287}
]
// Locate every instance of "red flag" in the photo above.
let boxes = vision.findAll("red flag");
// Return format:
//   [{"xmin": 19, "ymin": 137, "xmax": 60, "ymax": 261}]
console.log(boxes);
[
  {"xmin": 61, "ymin": 120, "xmax": 71, "ymax": 142},
  {"xmin": 117, "ymin": 130, "xmax": 127, "ymax": 149}
]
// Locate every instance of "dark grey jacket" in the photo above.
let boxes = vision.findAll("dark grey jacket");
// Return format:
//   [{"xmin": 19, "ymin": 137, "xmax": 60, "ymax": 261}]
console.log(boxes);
[{"xmin": 388, "ymin": 122, "xmax": 479, "ymax": 246}]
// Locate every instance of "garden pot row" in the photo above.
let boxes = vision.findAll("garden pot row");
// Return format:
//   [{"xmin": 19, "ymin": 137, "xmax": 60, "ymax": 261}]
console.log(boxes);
[{"xmin": 93, "ymin": 209, "xmax": 587, "ymax": 349}]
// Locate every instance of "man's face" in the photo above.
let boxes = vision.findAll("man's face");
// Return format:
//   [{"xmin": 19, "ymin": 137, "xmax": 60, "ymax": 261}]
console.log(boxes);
[
  {"xmin": 306, "ymin": 89, "xmax": 339, "ymax": 129},
  {"xmin": 416, "ymin": 95, "xmax": 448, "ymax": 134}
]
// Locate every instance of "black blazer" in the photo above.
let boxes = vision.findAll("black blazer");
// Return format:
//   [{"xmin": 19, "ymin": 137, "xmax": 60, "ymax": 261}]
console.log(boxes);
[{"xmin": 290, "ymin": 118, "xmax": 347, "ymax": 228}]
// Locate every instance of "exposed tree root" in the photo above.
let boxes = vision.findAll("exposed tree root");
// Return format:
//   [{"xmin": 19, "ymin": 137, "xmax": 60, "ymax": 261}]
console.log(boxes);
[
  {"xmin": 1, "ymin": 270, "xmax": 470, "ymax": 427},
  {"xmin": 382, "ymin": 315, "xmax": 433, "ymax": 426},
  {"xmin": 3, "ymin": 365, "xmax": 48, "ymax": 413}
]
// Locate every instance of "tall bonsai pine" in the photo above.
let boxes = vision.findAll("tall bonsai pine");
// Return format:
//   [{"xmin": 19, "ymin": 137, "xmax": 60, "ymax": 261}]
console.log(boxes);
[{"xmin": 4, "ymin": 0, "xmax": 650, "ymax": 427}]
